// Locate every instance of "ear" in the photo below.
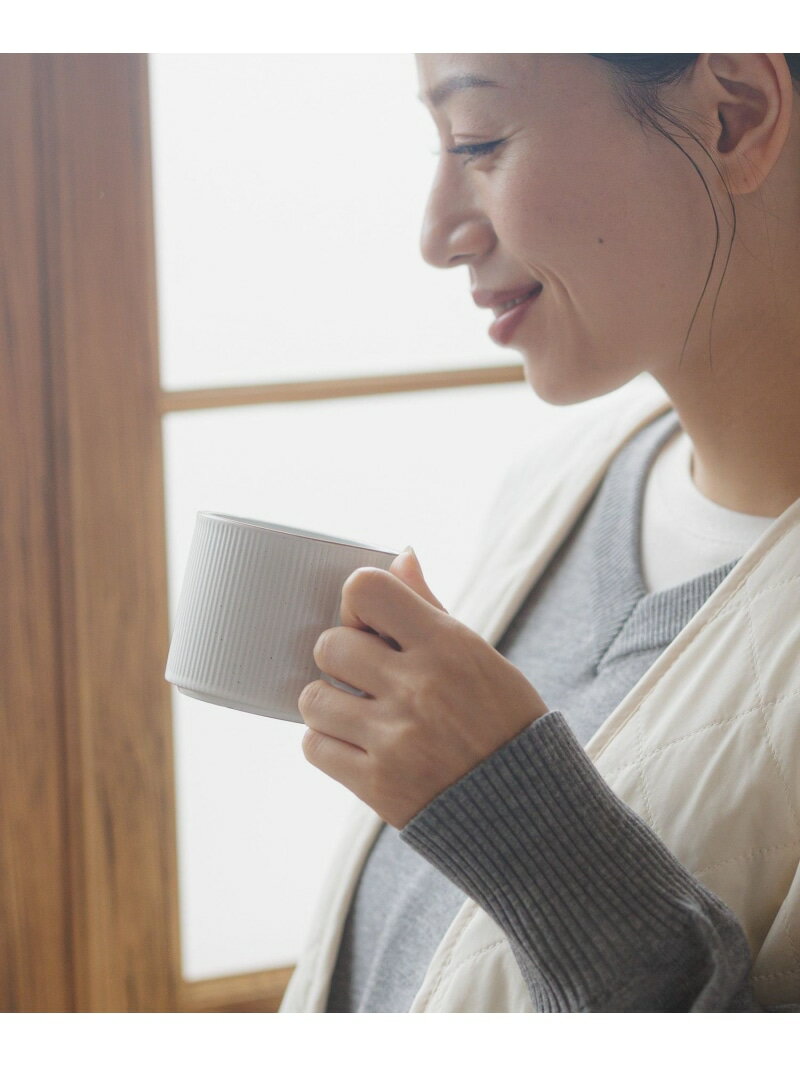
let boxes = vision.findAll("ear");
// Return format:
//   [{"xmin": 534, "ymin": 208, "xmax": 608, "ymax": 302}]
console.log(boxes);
[{"xmin": 695, "ymin": 54, "xmax": 794, "ymax": 195}]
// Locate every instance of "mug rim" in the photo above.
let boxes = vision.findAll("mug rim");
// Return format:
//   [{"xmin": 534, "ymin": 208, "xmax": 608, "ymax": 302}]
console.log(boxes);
[{"xmin": 198, "ymin": 511, "xmax": 397, "ymax": 556}]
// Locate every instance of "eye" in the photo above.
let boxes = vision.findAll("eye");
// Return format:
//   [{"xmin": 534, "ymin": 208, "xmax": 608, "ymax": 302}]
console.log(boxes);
[{"xmin": 446, "ymin": 139, "xmax": 507, "ymax": 165}]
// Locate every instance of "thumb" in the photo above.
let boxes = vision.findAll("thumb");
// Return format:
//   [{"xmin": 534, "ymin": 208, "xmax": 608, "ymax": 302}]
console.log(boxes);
[{"xmin": 389, "ymin": 547, "xmax": 446, "ymax": 613}]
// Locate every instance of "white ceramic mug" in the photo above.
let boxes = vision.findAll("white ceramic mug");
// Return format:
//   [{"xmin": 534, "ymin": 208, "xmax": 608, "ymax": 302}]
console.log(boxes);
[{"xmin": 165, "ymin": 512, "xmax": 397, "ymax": 723}]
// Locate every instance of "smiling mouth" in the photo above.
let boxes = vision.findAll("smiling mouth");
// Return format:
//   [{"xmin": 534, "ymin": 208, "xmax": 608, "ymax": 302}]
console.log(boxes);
[
  {"xmin": 495, "ymin": 287, "xmax": 541, "ymax": 315},
  {"xmin": 488, "ymin": 285, "xmax": 542, "ymax": 345}
]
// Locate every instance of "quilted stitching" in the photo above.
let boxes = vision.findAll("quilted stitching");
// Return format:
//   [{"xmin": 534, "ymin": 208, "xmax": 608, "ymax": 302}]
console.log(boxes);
[
  {"xmin": 600, "ymin": 698, "xmax": 787, "ymax": 780},
  {"xmin": 635, "ymin": 713, "xmax": 659, "ymax": 833},
  {"xmin": 413, "ymin": 901, "xmax": 480, "ymax": 1011},
  {"xmin": 600, "ymin": 571, "xmax": 800, "ymax": 787},
  {"xmin": 754, "ymin": 967, "xmax": 800, "ymax": 985},
  {"xmin": 746, "ymin": 604, "xmax": 800, "ymax": 831},
  {"xmin": 425, "ymin": 939, "xmax": 512, "ymax": 1012},
  {"xmin": 600, "ymin": 624, "xmax": 760, "ymax": 769},
  {"xmin": 694, "ymin": 838, "xmax": 800, "ymax": 878},
  {"xmin": 780, "ymin": 900, "xmax": 800, "ymax": 976},
  {"xmin": 612, "ymin": 719, "xmax": 796, "ymax": 870}
]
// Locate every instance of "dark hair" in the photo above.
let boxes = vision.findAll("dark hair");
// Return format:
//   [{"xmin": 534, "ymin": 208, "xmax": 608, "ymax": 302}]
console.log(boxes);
[{"xmin": 589, "ymin": 55, "xmax": 800, "ymax": 364}]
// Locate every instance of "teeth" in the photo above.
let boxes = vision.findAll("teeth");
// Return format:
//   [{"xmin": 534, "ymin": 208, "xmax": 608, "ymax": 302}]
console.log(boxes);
[{"xmin": 499, "ymin": 290, "xmax": 534, "ymax": 312}]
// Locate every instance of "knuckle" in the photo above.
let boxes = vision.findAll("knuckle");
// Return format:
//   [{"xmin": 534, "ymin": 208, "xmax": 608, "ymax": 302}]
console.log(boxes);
[
  {"xmin": 393, "ymin": 668, "xmax": 424, "ymax": 710},
  {"xmin": 298, "ymin": 679, "xmax": 324, "ymax": 720},
  {"xmin": 434, "ymin": 611, "xmax": 464, "ymax": 645},
  {"xmin": 313, "ymin": 628, "xmax": 334, "ymax": 667},
  {"xmin": 429, "ymin": 616, "xmax": 473, "ymax": 669},
  {"xmin": 383, "ymin": 718, "xmax": 415, "ymax": 760},
  {"xmin": 408, "ymin": 679, "xmax": 442, "ymax": 722},
  {"xmin": 343, "ymin": 566, "xmax": 389, "ymax": 602},
  {"xmin": 301, "ymin": 728, "xmax": 324, "ymax": 762}
]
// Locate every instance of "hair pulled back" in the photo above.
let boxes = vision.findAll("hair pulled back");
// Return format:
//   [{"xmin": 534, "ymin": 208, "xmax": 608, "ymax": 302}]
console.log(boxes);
[{"xmin": 591, "ymin": 54, "xmax": 800, "ymax": 98}]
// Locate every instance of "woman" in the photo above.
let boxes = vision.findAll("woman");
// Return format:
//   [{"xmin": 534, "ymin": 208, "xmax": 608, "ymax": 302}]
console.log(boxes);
[{"xmin": 281, "ymin": 54, "xmax": 800, "ymax": 1011}]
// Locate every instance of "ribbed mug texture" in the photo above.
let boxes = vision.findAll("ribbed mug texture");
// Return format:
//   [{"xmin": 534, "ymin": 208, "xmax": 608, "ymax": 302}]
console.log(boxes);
[{"xmin": 165, "ymin": 513, "xmax": 395, "ymax": 723}]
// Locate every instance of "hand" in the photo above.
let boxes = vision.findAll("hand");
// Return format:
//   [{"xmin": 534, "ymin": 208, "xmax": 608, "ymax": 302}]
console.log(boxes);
[{"xmin": 298, "ymin": 548, "xmax": 548, "ymax": 828}]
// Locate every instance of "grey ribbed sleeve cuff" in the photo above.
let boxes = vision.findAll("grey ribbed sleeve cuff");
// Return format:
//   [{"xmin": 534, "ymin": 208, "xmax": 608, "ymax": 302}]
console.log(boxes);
[{"xmin": 400, "ymin": 712, "xmax": 756, "ymax": 1012}]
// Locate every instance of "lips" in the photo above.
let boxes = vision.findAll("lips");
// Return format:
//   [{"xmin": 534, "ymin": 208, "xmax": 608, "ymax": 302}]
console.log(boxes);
[
  {"xmin": 472, "ymin": 283, "xmax": 543, "ymax": 345},
  {"xmin": 471, "ymin": 283, "xmax": 542, "ymax": 314}
]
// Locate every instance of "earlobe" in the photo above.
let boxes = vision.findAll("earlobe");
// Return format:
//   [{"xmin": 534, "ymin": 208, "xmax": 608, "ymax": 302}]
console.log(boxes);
[{"xmin": 705, "ymin": 53, "xmax": 793, "ymax": 195}]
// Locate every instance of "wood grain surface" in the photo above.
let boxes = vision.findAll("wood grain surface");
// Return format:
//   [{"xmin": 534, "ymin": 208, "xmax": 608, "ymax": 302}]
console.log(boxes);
[
  {"xmin": 31, "ymin": 53, "xmax": 183, "ymax": 1011},
  {"xmin": 1, "ymin": 53, "xmax": 73, "ymax": 1013},
  {"xmin": 161, "ymin": 363, "xmax": 525, "ymax": 413}
]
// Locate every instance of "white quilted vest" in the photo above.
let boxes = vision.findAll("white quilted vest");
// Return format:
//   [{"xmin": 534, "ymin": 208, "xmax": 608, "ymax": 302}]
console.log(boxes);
[{"xmin": 281, "ymin": 379, "xmax": 800, "ymax": 1011}]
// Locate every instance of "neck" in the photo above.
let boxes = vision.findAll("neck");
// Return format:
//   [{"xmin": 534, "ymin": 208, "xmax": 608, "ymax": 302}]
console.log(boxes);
[
  {"xmin": 657, "ymin": 325, "xmax": 800, "ymax": 519},
  {"xmin": 653, "ymin": 173, "xmax": 800, "ymax": 520}
]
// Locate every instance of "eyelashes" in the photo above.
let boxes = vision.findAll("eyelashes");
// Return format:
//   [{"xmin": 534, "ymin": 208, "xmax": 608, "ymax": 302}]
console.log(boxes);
[
  {"xmin": 445, "ymin": 138, "xmax": 507, "ymax": 165},
  {"xmin": 427, "ymin": 138, "xmax": 508, "ymax": 167}
]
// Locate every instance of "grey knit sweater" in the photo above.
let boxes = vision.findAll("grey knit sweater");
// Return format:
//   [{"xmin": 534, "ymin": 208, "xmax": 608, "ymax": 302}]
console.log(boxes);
[{"xmin": 326, "ymin": 412, "xmax": 785, "ymax": 1012}]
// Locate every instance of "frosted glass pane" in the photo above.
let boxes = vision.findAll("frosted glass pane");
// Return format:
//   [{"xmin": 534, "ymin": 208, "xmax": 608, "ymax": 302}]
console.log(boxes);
[
  {"xmin": 150, "ymin": 54, "xmax": 509, "ymax": 390},
  {"xmin": 164, "ymin": 383, "xmax": 559, "ymax": 979}
]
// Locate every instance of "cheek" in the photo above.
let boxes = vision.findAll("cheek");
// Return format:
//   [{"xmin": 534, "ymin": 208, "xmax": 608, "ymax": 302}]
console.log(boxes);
[
  {"xmin": 505, "ymin": 161, "xmax": 711, "ymax": 334},
  {"xmin": 493, "ymin": 154, "xmax": 629, "ymax": 277}
]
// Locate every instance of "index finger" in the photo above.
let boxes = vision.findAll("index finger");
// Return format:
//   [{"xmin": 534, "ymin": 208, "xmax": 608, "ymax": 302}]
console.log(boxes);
[{"xmin": 339, "ymin": 567, "xmax": 438, "ymax": 650}]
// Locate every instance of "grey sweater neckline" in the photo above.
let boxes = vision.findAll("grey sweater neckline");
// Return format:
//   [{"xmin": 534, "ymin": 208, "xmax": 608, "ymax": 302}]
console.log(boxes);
[{"xmin": 590, "ymin": 410, "xmax": 739, "ymax": 671}]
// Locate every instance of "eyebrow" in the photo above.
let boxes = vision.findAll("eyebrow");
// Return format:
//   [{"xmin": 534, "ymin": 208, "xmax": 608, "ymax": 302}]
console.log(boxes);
[{"xmin": 420, "ymin": 73, "xmax": 501, "ymax": 109}]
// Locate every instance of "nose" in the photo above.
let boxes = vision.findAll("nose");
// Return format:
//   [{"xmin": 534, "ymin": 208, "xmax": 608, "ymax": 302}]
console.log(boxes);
[{"xmin": 419, "ymin": 163, "xmax": 495, "ymax": 269}]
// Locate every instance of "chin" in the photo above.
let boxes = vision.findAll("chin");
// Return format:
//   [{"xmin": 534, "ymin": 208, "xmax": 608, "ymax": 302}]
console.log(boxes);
[{"xmin": 520, "ymin": 352, "xmax": 638, "ymax": 408}]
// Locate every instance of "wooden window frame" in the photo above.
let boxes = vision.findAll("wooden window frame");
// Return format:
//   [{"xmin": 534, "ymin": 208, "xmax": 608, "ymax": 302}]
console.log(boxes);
[{"xmin": 1, "ymin": 52, "xmax": 521, "ymax": 1012}]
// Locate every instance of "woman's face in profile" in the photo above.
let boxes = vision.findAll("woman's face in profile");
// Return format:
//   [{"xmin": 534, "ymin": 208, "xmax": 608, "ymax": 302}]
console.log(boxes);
[{"xmin": 416, "ymin": 54, "xmax": 717, "ymax": 405}]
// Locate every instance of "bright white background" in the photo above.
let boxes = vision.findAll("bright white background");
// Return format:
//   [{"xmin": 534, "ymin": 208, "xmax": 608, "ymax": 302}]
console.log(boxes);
[{"xmin": 150, "ymin": 53, "xmax": 510, "ymax": 390}]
